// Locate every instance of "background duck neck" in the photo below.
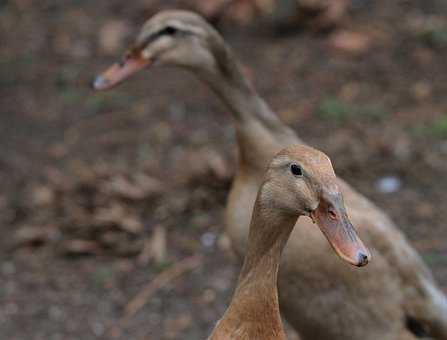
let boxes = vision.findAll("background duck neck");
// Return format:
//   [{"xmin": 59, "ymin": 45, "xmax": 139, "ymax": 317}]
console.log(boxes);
[
  {"xmin": 200, "ymin": 57, "xmax": 299, "ymax": 169},
  {"xmin": 209, "ymin": 69, "xmax": 283, "ymax": 126},
  {"xmin": 197, "ymin": 42, "xmax": 288, "ymax": 130}
]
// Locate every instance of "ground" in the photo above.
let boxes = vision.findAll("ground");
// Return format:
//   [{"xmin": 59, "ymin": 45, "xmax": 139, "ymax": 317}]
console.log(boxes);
[{"xmin": 1, "ymin": 0, "xmax": 447, "ymax": 339}]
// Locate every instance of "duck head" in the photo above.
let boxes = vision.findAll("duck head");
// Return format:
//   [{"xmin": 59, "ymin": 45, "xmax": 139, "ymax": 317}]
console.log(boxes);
[
  {"xmin": 93, "ymin": 10, "xmax": 228, "ymax": 90},
  {"xmin": 263, "ymin": 144, "xmax": 370, "ymax": 267}
]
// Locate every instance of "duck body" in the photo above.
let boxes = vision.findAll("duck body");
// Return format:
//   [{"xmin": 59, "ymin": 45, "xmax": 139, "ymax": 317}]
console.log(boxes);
[
  {"xmin": 209, "ymin": 145, "xmax": 369, "ymax": 339},
  {"xmin": 94, "ymin": 10, "xmax": 447, "ymax": 340},
  {"xmin": 228, "ymin": 121, "xmax": 446, "ymax": 340}
]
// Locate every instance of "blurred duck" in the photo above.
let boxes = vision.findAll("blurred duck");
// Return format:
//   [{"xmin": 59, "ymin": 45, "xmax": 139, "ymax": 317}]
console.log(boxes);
[
  {"xmin": 208, "ymin": 144, "xmax": 369, "ymax": 340},
  {"xmin": 94, "ymin": 10, "xmax": 447, "ymax": 340}
]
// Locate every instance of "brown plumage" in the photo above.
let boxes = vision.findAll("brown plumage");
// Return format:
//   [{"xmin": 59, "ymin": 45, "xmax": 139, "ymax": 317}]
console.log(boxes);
[
  {"xmin": 209, "ymin": 145, "xmax": 368, "ymax": 340},
  {"xmin": 94, "ymin": 10, "xmax": 447, "ymax": 340}
]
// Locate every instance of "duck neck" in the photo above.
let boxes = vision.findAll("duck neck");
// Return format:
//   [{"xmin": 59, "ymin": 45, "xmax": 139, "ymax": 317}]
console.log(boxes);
[
  {"xmin": 196, "ymin": 42, "xmax": 298, "ymax": 171},
  {"xmin": 220, "ymin": 195, "xmax": 298, "ymax": 336},
  {"xmin": 208, "ymin": 71, "xmax": 275, "ymax": 126},
  {"xmin": 198, "ymin": 43, "xmax": 289, "ymax": 133}
]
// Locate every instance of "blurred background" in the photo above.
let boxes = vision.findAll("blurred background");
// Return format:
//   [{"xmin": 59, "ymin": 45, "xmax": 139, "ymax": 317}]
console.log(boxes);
[{"xmin": 1, "ymin": 0, "xmax": 447, "ymax": 339}]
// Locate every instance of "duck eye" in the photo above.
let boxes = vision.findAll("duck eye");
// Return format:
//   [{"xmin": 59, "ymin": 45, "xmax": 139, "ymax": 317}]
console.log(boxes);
[
  {"xmin": 162, "ymin": 26, "xmax": 177, "ymax": 35},
  {"xmin": 290, "ymin": 164, "xmax": 303, "ymax": 177}
]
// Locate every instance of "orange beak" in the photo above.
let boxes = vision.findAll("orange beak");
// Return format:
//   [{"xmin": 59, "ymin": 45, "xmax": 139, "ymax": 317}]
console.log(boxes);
[
  {"xmin": 311, "ymin": 193, "xmax": 370, "ymax": 267},
  {"xmin": 93, "ymin": 54, "xmax": 151, "ymax": 91}
]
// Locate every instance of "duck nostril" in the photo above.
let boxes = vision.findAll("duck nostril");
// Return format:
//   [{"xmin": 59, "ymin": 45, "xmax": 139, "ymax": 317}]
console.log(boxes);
[
  {"xmin": 357, "ymin": 253, "xmax": 369, "ymax": 266},
  {"xmin": 328, "ymin": 209, "xmax": 337, "ymax": 220}
]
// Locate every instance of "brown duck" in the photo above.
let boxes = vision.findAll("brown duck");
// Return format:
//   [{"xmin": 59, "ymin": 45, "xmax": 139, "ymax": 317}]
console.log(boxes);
[
  {"xmin": 94, "ymin": 10, "xmax": 447, "ymax": 340},
  {"xmin": 209, "ymin": 144, "xmax": 368, "ymax": 340}
]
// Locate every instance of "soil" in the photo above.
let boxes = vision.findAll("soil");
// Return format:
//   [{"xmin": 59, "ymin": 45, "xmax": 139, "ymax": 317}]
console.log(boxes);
[{"xmin": 1, "ymin": 0, "xmax": 447, "ymax": 339}]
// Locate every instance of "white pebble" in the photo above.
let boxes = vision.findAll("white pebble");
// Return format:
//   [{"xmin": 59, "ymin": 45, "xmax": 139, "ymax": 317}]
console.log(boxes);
[
  {"xmin": 201, "ymin": 232, "xmax": 217, "ymax": 248},
  {"xmin": 376, "ymin": 176, "xmax": 402, "ymax": 193}
]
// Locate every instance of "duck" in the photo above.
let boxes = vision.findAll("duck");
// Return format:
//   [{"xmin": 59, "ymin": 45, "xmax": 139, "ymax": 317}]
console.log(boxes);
[
  {"xmin": 209, "ymin": 144, "xmax": 369, "ymax": 340},
  {"xmin": 93, "ymin": 10, "xmax": 447, "ymax": 340}
]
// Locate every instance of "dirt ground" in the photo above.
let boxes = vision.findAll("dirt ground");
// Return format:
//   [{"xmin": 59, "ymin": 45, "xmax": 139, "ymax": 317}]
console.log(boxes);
[{"xmin": 1, "ymin": 0, "xmax": 447, "ymax": 339}]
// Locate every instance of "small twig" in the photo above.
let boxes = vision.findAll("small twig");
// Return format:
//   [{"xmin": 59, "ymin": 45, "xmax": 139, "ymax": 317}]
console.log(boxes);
[
  {"xmin": 137, "ymin": 225, "xmax": 167, "ymax": 266},
  {"xmin": 108, "ymin": 254, "xmax": 203, "ymax": 338}
]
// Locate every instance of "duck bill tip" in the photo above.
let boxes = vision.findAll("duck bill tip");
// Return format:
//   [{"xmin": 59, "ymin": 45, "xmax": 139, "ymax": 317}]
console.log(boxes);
[
  {"xmin": 311, "ymin": 203, "xmax": 370, "ymax": 267},
  {"xmin": 92, "ymin": 57, "xmax": 151, "ymax": 91},
  {"xmin": 336, "ymin": 246, "xmax": 371, "ymax": 267}
]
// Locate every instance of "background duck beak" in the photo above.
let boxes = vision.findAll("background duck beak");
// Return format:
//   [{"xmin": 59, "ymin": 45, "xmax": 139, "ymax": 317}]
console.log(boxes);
[
  {"xmin": 311, "ymin": 194, "xmax": 370, "ymax": 267},
  {"xmin": 93, "ymin": 56, "xmax": 151, "ymax": 91}
]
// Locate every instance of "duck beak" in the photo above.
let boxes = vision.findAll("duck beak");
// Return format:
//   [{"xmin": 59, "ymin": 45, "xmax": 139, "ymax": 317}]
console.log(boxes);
[
  {"xmin": 93, "ymin": 52, "xmax": 151, "ymax": 91},
  {"xmin": 311, "ymin": 193, "xmax": 370, "ymax": 267}
]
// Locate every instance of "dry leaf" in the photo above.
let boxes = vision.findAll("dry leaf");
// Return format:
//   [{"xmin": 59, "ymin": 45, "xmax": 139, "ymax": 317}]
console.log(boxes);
[
  {"xmin": 329, "ymin": 30, "xmax": 372, "ymax": 55},
  {"xmin": 61, "ymin": 239, "xmax": 100, "ymax": 255},
  {"xmin": 107, "ymin": 176, "xmax": 146, "ymax": 200},
  {"xmin": 30, "ymin": 185, "xmax": 54, "ymax": 207},
  {"xmin": 120, "ymin": 216, "xmax": 144, "ymax": 234},
  {"xmin": 106, "ymin": 175, "xmax": 160, "ymax": 200},
  {"xmin": 94, "ymin": 203, "xmax": 126, "ymax": 226},
  {"xmin": 98, "ymin": 20, "xmax": 131, "ymax": 55},
  {"xmin": 164, "ymin": 314, "xmax": 192, "ymax": 339},
  {"xmin": 300, "ymin": 0, "xmax": 349, "ymax": 29},
  {"xmin": 133, "ymin": 173, "xmax": 164, "ymax": 195},
  {"xmin": 15, "ymin": 225, "xmax": 59, "ymax": 246},
  {"xmin": 138, "ymin": 225, "xmax": 167, "ymax": 266}
]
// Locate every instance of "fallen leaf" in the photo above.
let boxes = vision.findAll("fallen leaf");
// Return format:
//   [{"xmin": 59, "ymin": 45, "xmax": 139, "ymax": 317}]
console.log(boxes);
[
  {"xmin": 329, "ymin": 30, "xmax": 372, "ymax": 55},
  {"xmin": 15, "ymin": 225, "xmax": 59, "ymax": 246},
  {"xmin": 61, "ymin": 239, "xmax": 101, "ymax": 255},
  {"xmin": 106, "ymin": 175, "xmax": 147, "ymax": 200},
  {"xmin": 120, "ymin": 216, "xmax": 144, "ymax": 234},
  {"xmin": 94, "ymin": 203, "xmax": 126, "ymax": 226},
  {"xmin": 98, "ymin": 20, "xmax": 131, "ymax": 55},
  {"xmin": 164, "ymin": 314, "xmax": 192, "ymax": 339},
  {"xmin": 30, "ymin": 186, "xmax": 54, "ymax": 207},
  {"xmin": 138, "ymin": 225, "xmax": 167, "ymax": 266}
]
